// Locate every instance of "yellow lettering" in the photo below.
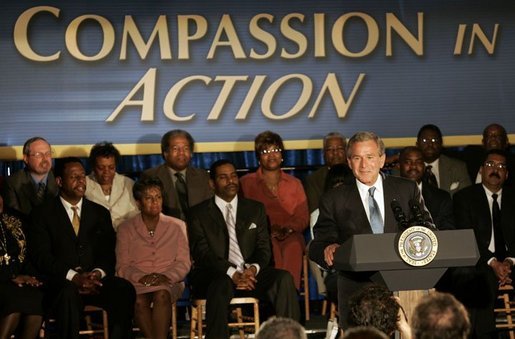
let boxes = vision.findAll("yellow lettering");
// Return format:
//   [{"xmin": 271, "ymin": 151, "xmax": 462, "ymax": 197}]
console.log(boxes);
[
  {"xmin": 314, "ymin": 13, "xmax": 326, "ymax": 58},
  {"xmin": 280, "ymin": 13, "xmax": 307, "ymax": 59},
  {"xmin": 177, "ymin": 15, "xmax": 208, "ymax": 60},
  {"xmin": 208, "ymin": 76, "xmax": 249, "ymax": 120},
  {"xmin": 262, "ymin": 74, "xmax": 312, "ymax": 120},
  {"xmin": 235, "ymin": 75, "xmax": 267, "ymax": 120},
  {"xmin": 120, "ymin": 15, "xmax": 172, "ymax": 60},
  {"xmin": 332, "ymin": 12, "xmax": 379, "ymax": 57},
  {"xmin": 106, "ymin": 68, "xmax": 157, "ymax": 122},
  {"xmin": 249, "ymin": 14, "xmax": 276, "ymax": 59},
  {"xmin": 308, "ymin": 73, "xmax": 365, "ymax": 118},
  {"xmin": 468, "ymin": 23, "xmax": 499, "ymax": 55},
  {"xmin": 163, "ymin": 75, "xmax": 211, "ymax": 121},
  {"xmin": 386, "ymin": 12, "xmax": 424, "ymax": 56},
  {"xmin": 207, "ymin": 14, "xmax": 246, "ymax": 59},
  {"xmin": 65, "ymin": 15, "xmax": 115, "ymax": 61},
  {"xmin": 14, "ymin": 6, "xmax": 61, "ymax": 61}
]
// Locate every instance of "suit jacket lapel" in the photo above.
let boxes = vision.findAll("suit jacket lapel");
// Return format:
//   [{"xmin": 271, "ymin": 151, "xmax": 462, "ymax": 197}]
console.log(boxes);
[
  {"xmin": 438, "ymin": 155, "xmax": 450, "ymax": 191},
  {"xmin": 348, "ymin": 183, "xmax": 372, "ymax": 234},
  {"xmin": 382, "ymin": 176, "xmax": 397, "ymax": 233},
  {"xmin": 207, "ymin": 199, "xmax": 230, "ymax": 256}
]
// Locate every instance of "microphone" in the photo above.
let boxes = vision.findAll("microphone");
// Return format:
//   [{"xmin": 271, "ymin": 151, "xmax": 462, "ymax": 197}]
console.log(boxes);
[
  {"xmin": 409, "ymin": 199, "xmax": 436, "ymax": 229},
  {"xmin": 391, "ymin": 199, "xmax": 409, "ymax": 230}
]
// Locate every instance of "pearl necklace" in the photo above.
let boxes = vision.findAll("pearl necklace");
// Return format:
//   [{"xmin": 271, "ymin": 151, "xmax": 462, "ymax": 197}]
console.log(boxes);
[{"xmin": 148, "ymin": 230, "xmax": 155, "ymax": 237}]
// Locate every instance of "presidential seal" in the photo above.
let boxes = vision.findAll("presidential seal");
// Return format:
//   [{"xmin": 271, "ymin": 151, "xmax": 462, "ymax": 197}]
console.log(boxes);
[{"xmin": 398, "ymin": 226, "xmax": 438, "ymax": 266}]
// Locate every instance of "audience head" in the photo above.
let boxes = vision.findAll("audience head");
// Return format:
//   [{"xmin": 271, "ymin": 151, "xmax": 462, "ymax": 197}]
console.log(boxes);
[
  {"xmin": 88, "ymin": 141, "xmax": 120, "ymax": 186},
  {"xmin": 348, "ymin": 284, "xmax": 399, "ymax": 336},
  {"xmin": 133, "ymin": 177, "xmax": 164, "ymax": 216},
  {"xmin": 161, "ymin": 129, "xmax": 195, "ymax": 171},
  {"xmin": 399, "ymin": 146, "xmax": 425, "ymax": 183},
  {"xmin": 255, "ymin": 131, "xmax": 284, "ymax": 172},
  {"xmin": 411, "ymin": 292, "xmax": 470, "ymax": 339},
  {"xmin": 416, "ymin": 124, "xmax": 443, "ymax": 163},
  {"xmin": 480, "ymin": 149, "xmax": 508, "ymax": 192},
  {"xmin": 256, "ymin": 317, "xmax": 307, "ymax": 339},
  {"xmin": 324, "ymin": 163, "xmax": 351, "ymax": 190},
  {"xmin": 343, "ymin": 326, "xmax": 389, "ymax": 339},
  {"xmin": 54, "ymin": 157, "xmax": 86, "ymax": 205},
  {"xmin": 22, "ymin": 136, "xmax": 53, "ymax": 176},
  {"xmin": 209, "ymin": 159, "xmax": 239, "ymax": 203},
  {"xmin": 323, "ymin": 132, "xmax": 347, "ymax": 167},
  {"xmin": 346, "ymin": 131, "xmax": 386, "ymax": 186},
  {"xmin": 482, "ymin": 123, "xmax": 509, "ymax": 151}
]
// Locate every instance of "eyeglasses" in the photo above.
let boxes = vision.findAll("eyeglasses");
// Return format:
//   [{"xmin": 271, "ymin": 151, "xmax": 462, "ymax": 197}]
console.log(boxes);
[
  {"xmin": 484, "ymin": 161, "xmax": 507, "ymax": 170},
  {"xmin": 420, "ymin": 138, "xmax": 440, "ymax": 144},
  {"xmin": 325, "ymin": 147, "xmax": 345, "ymax": 153},
  {"xmin": 260, "ymin": 148, "xmax": 282, "ymax": 155},
  {"xmin": 29, "ymin": 151, "xmax": 54, "ymax": 159}
]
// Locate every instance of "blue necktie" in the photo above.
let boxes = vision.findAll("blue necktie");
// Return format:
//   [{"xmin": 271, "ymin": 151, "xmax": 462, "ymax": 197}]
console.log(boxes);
[{"xmin": 368, "ymin": 187, "xmax": 383, "ymax": 234}]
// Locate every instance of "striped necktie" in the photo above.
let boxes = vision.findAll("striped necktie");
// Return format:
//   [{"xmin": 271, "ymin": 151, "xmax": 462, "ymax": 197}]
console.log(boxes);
[
  {"xmin": 226, "ymin": 204, "xmax": 245, "ymax": 271},
  {"xmin": 368, "ymin": 187, "xmax": 384, "ymax": 234}
]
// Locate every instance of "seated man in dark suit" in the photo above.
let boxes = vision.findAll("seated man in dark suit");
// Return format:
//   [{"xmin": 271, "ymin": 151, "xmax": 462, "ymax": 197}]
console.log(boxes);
[
  {"xmin": 28, "ymin": 157, "xmax": 135, "ymax": 339},
  {"xmin": 187, "ymin": 159, "xmax": 300, "ymax": 339},
  {"xmin": 453, "ymin": 149, "xmax": 515, "ymax": 338},
  {"xmin": 141, "ymin": 129, "xmax": 212, "ymax": 220},
  {"xmin": 398, "ymin": 146, "xmax": 454, "ymax": 230},
  {"xmin": 3, "ymin": 137, "xmax": 58, "ymax": 215}
]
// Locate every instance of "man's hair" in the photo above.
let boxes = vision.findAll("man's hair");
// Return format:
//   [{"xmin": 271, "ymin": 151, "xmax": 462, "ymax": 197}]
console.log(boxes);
[
  {"xmin": 343, "ymin": 326, "xmax": 389, "ymax": 339},
  {"xmin": 482, "ymin": 148, "xmax": 508, "ymax": 164},
  {"xmin": 88, "ymin": 141, "xmax": 121, "ymax": 168},
  {"xmin": 254, "ymin": 130, "xmax": 285, "ymax": 159},
  {"xmin": 348, "ymin": 284, "xmax": 399, "ymax": 336},
  {"xmin": 416, "ymin": 124, "xmax": 443, "ymax": 141},
  {"xmin": 209, "ymin": 159, "xmax": 235, "ymax": 180},
  {"xmin": 346, "ymin": 132, "xmax": 385, "ymax": 159},
  {"xmin": 54, "ymin": 157, "xmax": 83, "ymax": 178},
  {"xmin": 411, "ymin": 292, "xmax": 470, "ymax": 339},
  {"xmin": 256, "ymin": 317, "xmax": 307, "ymax": 339},
  {"xmin": 323, "ymin": 132, "xmax": 347, "ymax": 149},
  {"xmin": 399, "ymin": 146, "xmax": 423, "ymax": 163},
  {"xmin": 160, "ymin": 129, "xmax": 195, "ymax": 155},
  {"xmin": 22, "ymin": 136, "xmax": 50, "ymax": 155},
  {"xmin": 133, "ymin": 177, "xmax": 164, "ymax": 201}
]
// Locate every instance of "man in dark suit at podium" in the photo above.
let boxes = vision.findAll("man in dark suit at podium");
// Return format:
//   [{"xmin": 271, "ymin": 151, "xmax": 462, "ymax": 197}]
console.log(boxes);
[
  {"xmin": 399, "ymin": 146, "xmax": 455, "ymax": 230},
  {"xmin": 453, "ymin": 149, "xmax": 515, "ymax": 338},
  {"xmin": 309, "ymin": 131, "xmax": 421, "ymax": 329}
]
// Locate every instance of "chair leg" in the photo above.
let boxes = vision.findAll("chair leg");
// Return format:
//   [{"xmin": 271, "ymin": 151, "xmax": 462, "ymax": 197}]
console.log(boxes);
[
  {"xmin": 171, "ymin": 303, "xmax": 177, "ymax": 339},
  {"xmin": 321, "ymin": 299, "xmax": 327, "ymax": 316},
  {"xmin": 303, "ymin": 254, "xmax": 310, "ymax": 321},
  {"xmin": 102, "ymin": 310, "xmax": 109, "ymax": 339},
  {"xmin": 253, "ymin": 301, "xmax": 260, "ymax": 334},
  {"xmin": 190, "ymin": 305, "xmax": 197, "ymax": 339},
  {"xmin": 235, "ymin": 307, "xmax": 245, "ymax": 339}
]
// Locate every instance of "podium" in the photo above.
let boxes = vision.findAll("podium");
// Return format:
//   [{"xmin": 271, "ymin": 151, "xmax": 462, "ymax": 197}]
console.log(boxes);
[{"xmin": 333, "ymin": 229, "xmax": 479, "ymax": 323}]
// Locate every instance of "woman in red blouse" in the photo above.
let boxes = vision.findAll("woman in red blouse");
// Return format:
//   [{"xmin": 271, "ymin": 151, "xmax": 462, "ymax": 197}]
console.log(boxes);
[{"xmin": 240, "ymin": 131, "xmax": 309, "ymax": 289}]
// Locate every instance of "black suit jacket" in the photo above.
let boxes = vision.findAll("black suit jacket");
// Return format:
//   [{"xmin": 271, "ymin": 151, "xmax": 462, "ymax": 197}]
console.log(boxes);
[
  {"xmin": 28, "ymin": 197, "xmax": 116, "ymax": 281},
  {"xmin": 309, "ymin": 174, "xmax": 420, "ymax": 270},
  {"xmin": 3, "ymin": 169, "xmax": 58, "ymax": 216},
  {"xmin": 454, "ymin": 184, "xmax": 515, "ymax": 266},
  {"xmin": 187, "ymin": 197, "xmax": 271, "ymax": 276},
  {"xmin": 422, "ymin": 183, "xmax": 455, "ymax": 230}
]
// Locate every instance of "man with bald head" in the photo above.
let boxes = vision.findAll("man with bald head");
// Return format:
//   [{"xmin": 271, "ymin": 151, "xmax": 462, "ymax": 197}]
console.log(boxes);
[{"xmin": 398, "ymin": 146, "xmax": 454, "ymax": 230}]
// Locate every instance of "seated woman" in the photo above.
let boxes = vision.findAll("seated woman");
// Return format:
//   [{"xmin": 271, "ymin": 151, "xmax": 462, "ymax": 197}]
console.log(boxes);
[
  {"xmin": 0, "ymin": 194, "xmax": 43, "ymax": 339},
  {"xmin": 240, "ymin": 131, "xmax": 309, "ymax": 289},
  {"xmin": 85, "ymin": 141, "xmax": 139, "ymax": 230},
  {"xmin": 116, "ymin": 177, "xmax": 191, "ymax": 339}
]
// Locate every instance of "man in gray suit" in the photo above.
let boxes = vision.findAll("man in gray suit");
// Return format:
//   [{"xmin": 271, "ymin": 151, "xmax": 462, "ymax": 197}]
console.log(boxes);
[
  {"xmin": 141, "ymin": 129, "xmax": 212, "ymax": 220},
  {"xmin": 3, "ymin": 136, "xmax": 58, "ymax": 215},
  {"xmin": 309, "ymin": 131, "xmax": 421, "ymax": 329},
  {"xmin": 416, "ymin": 124, "xmax": 471, "ymax": 196},
  {"xmin": 188, "ymin": 159, "xmax": 300, "ymax": 338}
]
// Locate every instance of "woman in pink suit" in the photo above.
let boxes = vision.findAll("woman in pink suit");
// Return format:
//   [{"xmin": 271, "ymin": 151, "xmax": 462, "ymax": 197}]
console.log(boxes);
[
  {"xmin": 116, "ymin": 177, "xmax": 191, "ymax": 339},
  {"xmin": 240, "ymin": 131, "xmax": 309, "ymax": 289}
]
